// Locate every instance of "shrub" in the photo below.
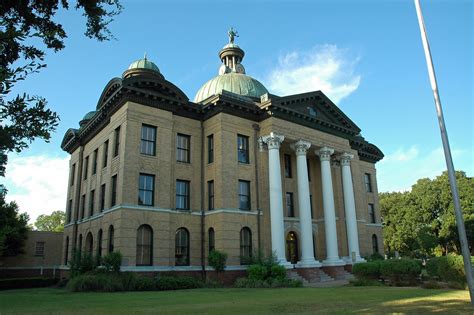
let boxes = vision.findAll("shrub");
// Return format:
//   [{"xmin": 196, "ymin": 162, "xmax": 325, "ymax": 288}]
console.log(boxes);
[
  {"xmin": 270, "ymin": 265, "xmax": 286, "ymax": 280},
  {"xmin": 366, "ymin": 252, "xmax": 384, "ymax": 261},
  {"xmin": 155, "ymin": 275, "xmax": 203, "ymax": 290},
  {"xmin": 0, "ymin": 277, "xmax": 58, "ymax": 290},
  {"xmin": 208, "ymin": 250, "xmax": 227, "ymax": 274},
  {"xmin": 380, "ymin": 259, "xmax": 422, "ymax": 286},
  {"xmin": 421, "ymin": 280, "xmax": 443, "ymax": 289},
  {"xmin": 133, "ymin": 276, "xmax": 156, "ymax": 291},
  {"xmin": 352, "ymin": 261, "xmax": 382, "ymax": 280},
  {"xmin": 426, "ymin": 255, "xmax": 466, "ymax": 285},
  {"xmin": 234, "ymin": 278, "xmax": 270, "ymax": 288},
  {"xmin": 270, "ymin": 278, "xmax": 303, "ymax": 288},
  {"xmin": 248, "ymin": 264, "xmax": 268, "ymax": 281},
  {"xmin": 101, "ymin": 251, "xmax": 122, "ymax": 273}
]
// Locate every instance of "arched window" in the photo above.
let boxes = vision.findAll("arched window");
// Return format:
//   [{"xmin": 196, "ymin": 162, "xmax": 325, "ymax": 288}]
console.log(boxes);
[
  {"xmin": 108, "ymin": 225, "xmax": 114, "ymax": 253},
  {"xmin": 208, "ymin": 227, "xmax": 215, "ymax": 254},
  {"xmin": 97, "ymin": 229, "xmax": 103, "ymax": 257},
  {"xmin": 85, "ymin": 232, "xmax": 93, "ymax": 256},
  {"xmin": 64, "ymin": 236, "xmax": 69, "ymax": 265},
  {"xmin": 175, "ymin": 228, "xmax": 189, "ymax": 266},
  {"xmin": 136, "ymin": 224, "xmax": 153, "ymax": 266},
  {"xmin": 78, "ymin": 234, "xmax": 83, "ymax": 256},
  {"xmin": 240, "ymin": 227, "xmax": 252, "ymax": 265},
  {"xmin": 372, "ymin": 234, "xmax": 379, "ymax": 254}
]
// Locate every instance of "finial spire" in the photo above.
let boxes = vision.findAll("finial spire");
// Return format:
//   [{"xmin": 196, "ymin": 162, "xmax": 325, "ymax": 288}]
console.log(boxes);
[
  {"xmin": 228, "ymin": 27, "xmax": 239, "ymax": 44},
  {"xmin": 144, "ymin": 52, "xmax": 147, "ymax": 60}
]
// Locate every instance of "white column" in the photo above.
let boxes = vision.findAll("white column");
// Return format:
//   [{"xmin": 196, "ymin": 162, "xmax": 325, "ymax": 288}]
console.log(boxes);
[
  {"xmin": 317, "ymin": 147, "xmax": 344, "ymax": 266},
  {"xmin": 261, "ymin": 132, "xmax": 290, "ymax": 266},
  {"xmin": 340, "ymin": 153, "xmax": 364, "ymax": 263},
  {"xmin": 293, "ymin": 140, "xmax": 321, "ymax": 267}
]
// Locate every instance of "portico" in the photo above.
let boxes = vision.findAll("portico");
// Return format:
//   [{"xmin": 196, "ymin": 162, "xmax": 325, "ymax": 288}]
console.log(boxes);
[{"xmin": 260, "ymin": 132, "xmax": 363, "ymax": 268}]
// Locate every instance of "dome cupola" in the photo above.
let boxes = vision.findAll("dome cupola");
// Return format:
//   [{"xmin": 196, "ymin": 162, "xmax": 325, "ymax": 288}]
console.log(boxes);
[
  {"xmin": 122, "ymin": 54, "xmax": 164, "ymax": 79},
  {"xmin": 194, "ymin": 28, "xmax": 268, "ymax": 103}
]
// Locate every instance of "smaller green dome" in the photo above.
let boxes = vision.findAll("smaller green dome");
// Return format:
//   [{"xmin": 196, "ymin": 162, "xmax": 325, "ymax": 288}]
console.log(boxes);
[
  {"xmin": 82, "ymin": 111, "xmax": 97, "ymax": 121},
  {"xmin": 79, "ymin": 111, "xmax": 97, "ymax": 128},
  {"xmin": 128, "ymin": 57, "xmax": 160, "ymax": 73}
]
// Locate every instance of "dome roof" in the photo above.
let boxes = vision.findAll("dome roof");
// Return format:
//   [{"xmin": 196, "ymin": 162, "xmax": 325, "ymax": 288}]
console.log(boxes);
[
  {"xmin": 194, "ymin": 73, "xmax": 268, "ymax": 103},
  {"xmin": 127, "ymin": 57, "xmax": 160, "ymax": 73},
  {"xmin": 82, "ymin": 111, "xmax": 97, "ymax": 121},
  {"xmin": 79, "ymin": 111, "xmax": 97, "ymax": 127},
  {"xmin": 194, "ymin": 28, "xmax": 268, "ymax": 103}
]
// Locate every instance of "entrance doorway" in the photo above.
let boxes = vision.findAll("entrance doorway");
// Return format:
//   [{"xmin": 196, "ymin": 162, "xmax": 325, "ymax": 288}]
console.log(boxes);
[{"xmin": 286, "ymin": 231, "xmax": 299, "ymax": 264}]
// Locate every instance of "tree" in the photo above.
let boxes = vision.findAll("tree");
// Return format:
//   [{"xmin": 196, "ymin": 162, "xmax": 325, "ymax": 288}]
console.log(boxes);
[
  {"xmin": 380, "ymin": 171, "xmax": 473, "ymax": 257},
  {"xmin": 34, "ymin": 210, "xmax": 65, "ymax": 232},
  {"xmin": 0, "ymin": 190, "xmax": 30, "ymax": 256},
  {"xmin": 0, "ymin": 0, "xmax": 122, "ymax": 177},
  {"xmin": 208, "ymin": 249, "xmax": 227, "ymax": 279}
]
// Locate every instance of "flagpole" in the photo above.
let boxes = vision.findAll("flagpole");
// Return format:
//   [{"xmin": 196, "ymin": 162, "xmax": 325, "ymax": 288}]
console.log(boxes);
[{"xmin": 414, "ymin": 0, "xmax": 474, "ymax": 305}]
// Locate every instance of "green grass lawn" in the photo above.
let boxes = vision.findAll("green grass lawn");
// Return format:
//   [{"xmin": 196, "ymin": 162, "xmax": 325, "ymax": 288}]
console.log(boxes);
[{"xmin": 0, "ymin": 287, "xmax": 471, "ymax": 314}]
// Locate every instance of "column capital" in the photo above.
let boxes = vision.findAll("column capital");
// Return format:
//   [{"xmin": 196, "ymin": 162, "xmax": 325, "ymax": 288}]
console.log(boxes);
[
  {"xmin": 340, "ymin": 152, "xmax": 354, "ymax": 166},
  {"xmin": 261, "ymin": 132, "xmax": 285, "ymax": 150},
  {"xmin": 316, "ymin": 146, "xmax": 334, "ymax": 161},
  {"xmin": 291, "ymin": 139, "xmax": 311, "ymax": 156}
]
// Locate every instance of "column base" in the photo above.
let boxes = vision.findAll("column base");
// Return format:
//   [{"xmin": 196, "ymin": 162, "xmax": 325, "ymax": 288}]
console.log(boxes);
[
  {"xmin": 322, "ymin": 257, "xmax": 346, "ymax": 266},
  {"xmin": 277, "ymin": 258, "xmax": 293, "ymax": 268},
  {"xmin": 296, "ymin": 258, "xmax": 322, "ymax": 268},
  {"xmin": 342, "ymin": 255, "xmax": 366, "ymax": 264}
]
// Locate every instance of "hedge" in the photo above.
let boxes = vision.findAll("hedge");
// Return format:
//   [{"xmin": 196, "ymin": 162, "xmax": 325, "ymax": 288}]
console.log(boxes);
[
  {"xmin": 0, "ymin": 277, "xmax": 59, "ymax": 290},
  {"xmin": 426, "ymin": 255, "xmax": 466, "ymax": 284},
  {"xmin": 353, "ymin": 259, "xmax": 422, "ymax": 286}
]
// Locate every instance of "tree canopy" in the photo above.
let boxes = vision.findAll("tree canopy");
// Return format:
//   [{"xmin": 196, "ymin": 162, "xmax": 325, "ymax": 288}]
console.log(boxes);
[
  {"xmin": 380, "ymin": 171, "xmax": 474, "ymax": 258},
  {"xmin": 34, "ymin": 210, "xmax": 65, "ymax": 232},
  {"xmin": 0, "ymin": 191, "xmax": 29, "ymax": 256},
  {"xmin": 0, "ymin": 0, "xmax": 122, "ymax": 177}
]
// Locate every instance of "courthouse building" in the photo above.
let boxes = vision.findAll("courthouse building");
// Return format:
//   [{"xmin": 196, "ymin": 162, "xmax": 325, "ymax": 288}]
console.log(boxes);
[{"xmin": 61, "ymin": 33, "xmax": 383, "ymax": 280}]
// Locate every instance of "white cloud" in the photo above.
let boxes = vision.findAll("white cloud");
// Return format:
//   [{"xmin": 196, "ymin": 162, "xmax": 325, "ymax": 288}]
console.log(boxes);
[
  {"xmin": 377, "ymin": 146, "xmax": 466, "ymax": 192},
  {"xmin": 5, "ymin": 155, "xmax": 69, "ymax": 223},
  {"xmin": 265, "ymin": 44, "xmax": 361, "ymax": 103}
]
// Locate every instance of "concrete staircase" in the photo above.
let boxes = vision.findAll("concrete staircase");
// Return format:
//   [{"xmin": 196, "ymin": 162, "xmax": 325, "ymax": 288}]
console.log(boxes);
[
  {"xmin": 287, "ymin": 270, "xmax": 309, "ymax": 285},
  {"xmin": 319, "ymin": 270, "xmax": 335, "ymax": 282}
]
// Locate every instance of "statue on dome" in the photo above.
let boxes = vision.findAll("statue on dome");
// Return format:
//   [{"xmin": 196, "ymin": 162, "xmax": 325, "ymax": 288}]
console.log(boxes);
[{"xmin": 228, "ymin": 27, "xmax": 239, "ymax": 44}]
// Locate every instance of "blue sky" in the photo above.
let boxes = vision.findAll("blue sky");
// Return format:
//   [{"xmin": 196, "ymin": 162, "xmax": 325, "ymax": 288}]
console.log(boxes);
[{"xmin": 3, "ymin": 0, "xmax": 473, "ymax": 222}]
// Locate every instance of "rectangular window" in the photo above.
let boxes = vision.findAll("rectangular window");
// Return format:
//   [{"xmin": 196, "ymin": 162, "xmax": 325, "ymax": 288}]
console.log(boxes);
[
  {"xmin": 364, "ymin": 173, "xmax": 373, "ymax": 193},
  {"xmin": 103, "ymin": 140, "xmax": 109, "ymax": 168},
  {"xmin": 207, "ymin": 134, "xmax": 214, "ymax": 164},
  {"xmin": 139, "ymin": 174, "xmax": 155, "ymax": 206},
  {"xmin": 176, "ymin": 180, "xmax": 190, "ymax": 210},
  {"xmin": 368, "ymin": 203, "xmax": 376, "ymax": 223},
  {"xmin": 81, "ymin": 194, "xmax": 86, "ymax": 219},
  {"xmin": 140, "ymin": 124, "xmax": 157, "ymax": 156},
  {"xmin": 176, "ymin": 134, "xmax": 191, "ymax": 163},
  {"xmin": 70, "ymin": 164, "xmax": 76, "ymax": 186},
  {"xmin": 67, "ymin": 199, "xmax": 73, "ymax": 223},
  {"xmin": 92, "ymin": 149, "xmax": 98, "ymax": 175},
  {"xmin": 111, "ymin": 175, "xmax": 117, "ymax": 207},
  {"xmin": 83, "ymin": 156, "xmax": 89, "ymax": 180},
  {"xmin": 238, "ymin": 180, "xmax": 251, "ymax": 210},
  {"xmin": 35, "ymin": 241, "xmax": 45, "ymax": 256},
  {"xmin": 89, "ymin": 189, "xmax": 95, "ymax": 217},
  {"xmin": 114, "ymin": 126, "xmax": 120, "ymax": 157},
  {"xmin": 208, "ymin": 180, "xmax": 214, "ymax": 210},
  {"xmin": 284, "ymin": 154, "xmax": 292, "ymax": 178},
  {"xmin": 100, "ymin": 184, "xmax": 106, "ymax": 212},
  {"xmin": 286, "ymin": 192, "xmax": 294, "ymax": 217},
  {"xmin": 237, "ymin": 135, "xmax": 249, "ymax": 163},
  {"xmin": 307, "ymin": 158, "xmax": 311, "ymax": 181}
]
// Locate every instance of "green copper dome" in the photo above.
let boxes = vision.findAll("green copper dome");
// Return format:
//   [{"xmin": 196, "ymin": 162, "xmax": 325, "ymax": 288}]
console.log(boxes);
[
  {"xmin": 194, "ymin": 29, "xmax": 268, "ymax": 103},
  {"xmin": 194, "ymin": 73, "xmax": 268, "ymax": 103},
  {"xmin": 128, "ymin": 56, "xmax": 160, "ymax": 73},
  {"xmin": 82, "ymin": 111, "xmax": 97, "ymax": 121}
]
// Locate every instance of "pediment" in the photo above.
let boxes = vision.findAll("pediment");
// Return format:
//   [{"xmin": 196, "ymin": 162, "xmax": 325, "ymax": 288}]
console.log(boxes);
[{"xmin": 274, "ymin": 91, "xmax": 361, "ymax": 134}]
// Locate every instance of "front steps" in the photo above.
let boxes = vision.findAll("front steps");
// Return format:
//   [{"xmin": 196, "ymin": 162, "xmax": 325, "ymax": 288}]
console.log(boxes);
[{"xmin": 286, "ymin": 266, "xmax": 353, "ymax": 284}]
